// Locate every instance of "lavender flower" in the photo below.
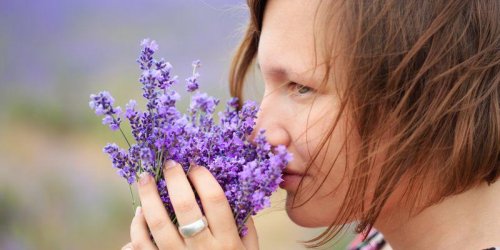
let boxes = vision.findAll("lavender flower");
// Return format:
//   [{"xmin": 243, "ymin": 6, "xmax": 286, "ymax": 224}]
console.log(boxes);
[
  {"xmin": 103, "ymin": 143, "xmax": 136, "ymax": 184},
  {"xmin": 89, "ymin": 91, "xmax": 122, "ymax": 131},
  {"xmin": 90, "ymin": 38, "xmax": 292, "ymax": 236},
  {"xmin": 186, "ymin": 60, "xmax": 201, "ymax": 92}
]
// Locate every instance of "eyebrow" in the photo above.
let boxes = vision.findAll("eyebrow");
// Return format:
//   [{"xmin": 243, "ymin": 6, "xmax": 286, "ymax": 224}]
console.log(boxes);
[
  {"xmin": 257, "ymin": 62, "xmax": 292, "ymax": 80},
  {"xmin": 257, "ymin": 59, "xmax": 329, "ymax": 89}
]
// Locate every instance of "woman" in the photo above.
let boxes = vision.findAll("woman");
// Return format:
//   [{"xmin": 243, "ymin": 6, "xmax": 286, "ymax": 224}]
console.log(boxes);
[{"xmin": 123, "ymin": 0, "xmax": 500, "ymax": 249}]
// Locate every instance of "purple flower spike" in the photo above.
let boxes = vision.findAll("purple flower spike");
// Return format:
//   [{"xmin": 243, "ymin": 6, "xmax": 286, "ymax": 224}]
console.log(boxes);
[
  {"xmin": 140, "ymin": 38, "xmax": 159, "ymax": 52},
  {"xmin": 192, "ymin": 59, "xmax": 201, "ymax": 69},
  {"xmin": 90, "ymin": 39, "xmax": 292, "ymax": 238},
  {"xmin": 89, "ymin": 91, "xmax": 115, "ymax": 115},
  {"xmin": 186, "ymin": 73, "xmax": 200, "ymax": 92},
  {"xmin": 103, "ymin": 143, "xmax": 137, "ymax": 184},
  {"xmin": 186, "ymin": 60, "xmax": 201, "ymax": 92},
  {"xmin": 89, "ymin": 91, "xmax": 122, "ymax": 131}
]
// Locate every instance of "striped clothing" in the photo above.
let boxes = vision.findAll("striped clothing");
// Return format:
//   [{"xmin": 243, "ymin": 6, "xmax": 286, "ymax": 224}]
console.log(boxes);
[
  {"xmin": 348, "ymin": 229, "xmax": 499, "ymax": 250},
  {"xmin": 348, "ymin": 229, "xmax": 389, "ymax": 250}
]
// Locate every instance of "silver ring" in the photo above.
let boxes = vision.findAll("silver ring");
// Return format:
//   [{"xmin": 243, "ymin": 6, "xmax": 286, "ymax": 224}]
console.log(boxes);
[{"xmin": 178, "ymin": 216, "xmax": 208, "ymax": 238}]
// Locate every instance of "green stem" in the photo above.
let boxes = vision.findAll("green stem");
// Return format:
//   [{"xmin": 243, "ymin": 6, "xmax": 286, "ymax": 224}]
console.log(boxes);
[
  {"xmin": 110, "ymin": 115, "xmax": 136, "ymax": 211},
  {"xmin": 171, "ymin": 216, "xmax": 178, "ymax": 226},
  {"xmin": 238, "ymin": 213, "xmax": 252, "ymax": 235},
  {"xmin": 129, "ymin": 184, "xmax": 136, "ymax": 213},
  {"xmin": 119, "ymin": 127, "xmax": 132, "ymax": 148},
  {"xmin": 155, "ymin": 148, "xmax": 163, "ymax": 182},
  {"xmin": 155, "ymin": 132, "xmax": 167, "ymax": 182},
  {"xmin": 110, "ymin": 114, "xmax": 132, "ymax": 148},
  {"xmin": 138, "ymin": 161, "xmax": 143, "ymax": 175}
]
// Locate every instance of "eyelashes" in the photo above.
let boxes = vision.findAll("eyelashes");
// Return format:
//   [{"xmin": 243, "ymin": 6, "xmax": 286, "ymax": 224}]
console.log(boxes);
[
  {"xmin": 287, "ymin": 82, "xmax": 314, "ymax": 96},
  {"xmin": 260, "ymin": 81, "xmax": 316, "ymax": 100}
]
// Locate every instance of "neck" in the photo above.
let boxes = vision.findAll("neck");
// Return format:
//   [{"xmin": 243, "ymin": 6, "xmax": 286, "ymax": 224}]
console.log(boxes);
[{"xmin": 375, "ymin": 181, "xmax": 500, "ymax": 250}]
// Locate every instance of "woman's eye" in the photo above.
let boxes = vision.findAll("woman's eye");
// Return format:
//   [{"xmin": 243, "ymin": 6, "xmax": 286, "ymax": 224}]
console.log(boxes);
[{"xmin": 289, "ymin": 82, "xmax": 313, "ymax": 95}]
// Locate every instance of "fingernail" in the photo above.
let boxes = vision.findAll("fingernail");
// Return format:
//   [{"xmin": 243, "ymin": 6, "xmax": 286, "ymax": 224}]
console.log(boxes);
[
  {"xmin": 135, "ymin": 206, "xmax": 142, "ymax": 217},
  {"xmin": 164, "ymin": 159, "xmax": 177, "ymax": 170},
  {"xmin": 139, "ymin": 172, "xmax": 150, "ymax": 186}
]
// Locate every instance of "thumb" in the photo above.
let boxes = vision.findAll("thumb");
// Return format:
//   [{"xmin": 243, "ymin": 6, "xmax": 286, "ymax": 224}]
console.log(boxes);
[{"xmin": 242, "ymin": 216, "xmax": 259, "ymax": 250}]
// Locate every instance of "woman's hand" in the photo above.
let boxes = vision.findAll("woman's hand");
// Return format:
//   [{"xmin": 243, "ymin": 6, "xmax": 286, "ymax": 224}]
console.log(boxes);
[{"xmin": 122, "ymin": 160, "xmax": 259, "ymax": 250}]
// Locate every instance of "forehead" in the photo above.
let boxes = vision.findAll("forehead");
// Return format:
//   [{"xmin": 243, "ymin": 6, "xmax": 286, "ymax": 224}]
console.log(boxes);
[{"xmin": 257, "ymin": 0, "xmax": 326, "ymax": 83}]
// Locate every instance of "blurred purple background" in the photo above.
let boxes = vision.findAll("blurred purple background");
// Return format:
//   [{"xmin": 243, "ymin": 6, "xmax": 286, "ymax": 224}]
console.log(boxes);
[
  {"xmin": 0, "ymin": 0, "xmax": 249, "ymax": 131},
  {"xmin": 0, "ymin": 1, "xmax": 348, "ymax": 249}
]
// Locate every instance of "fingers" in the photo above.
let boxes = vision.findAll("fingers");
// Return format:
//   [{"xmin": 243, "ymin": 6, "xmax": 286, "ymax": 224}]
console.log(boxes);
[
  {"xmin": 135, "ymin": 161, "xmax": 261, "ymax": 249},
  {"xmin": 130, "ymin": 207, "xmax": 156, "ymax": 250},
  {"xmin": 163, "ymin": 160, "xmax": 214, "ymax": 245},
  {"xmin": 137, "ymin": 173, "xmax": 184, "ymax": 249},
  {"xmin": 241, "ymin": 217, "xmax": 259, "ymax": 250},
  {"xmin": 187, "ymin": 165, "xmax": 240, "ymax": 240}
]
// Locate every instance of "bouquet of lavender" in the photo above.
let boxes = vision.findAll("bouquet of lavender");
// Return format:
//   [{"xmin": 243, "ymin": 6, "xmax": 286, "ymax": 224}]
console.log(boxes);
[{"xmin": 89, "ymin": 39, "xmax": 291, "ymax": 236}]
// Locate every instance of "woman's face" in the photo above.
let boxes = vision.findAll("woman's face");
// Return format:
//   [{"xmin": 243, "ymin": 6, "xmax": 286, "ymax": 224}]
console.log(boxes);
[{"xmin": 254, "ymin": 0, "xmax": 360, "ymax": 227}]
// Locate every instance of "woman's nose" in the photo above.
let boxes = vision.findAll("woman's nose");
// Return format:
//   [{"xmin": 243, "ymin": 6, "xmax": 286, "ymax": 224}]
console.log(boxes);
[{"xmin": 251, "ymin": 96, "xmax": 291, "ymax": 148}]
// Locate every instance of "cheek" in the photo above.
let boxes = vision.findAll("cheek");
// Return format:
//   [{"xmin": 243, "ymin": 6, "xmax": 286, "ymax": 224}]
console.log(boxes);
[
  {"xmin": 285, "ymin": 112, "xmax": 360, "ymax": 227},
  {"xmin": 284, "ymin": 175, "xmax": 349, "ymax": 227}
]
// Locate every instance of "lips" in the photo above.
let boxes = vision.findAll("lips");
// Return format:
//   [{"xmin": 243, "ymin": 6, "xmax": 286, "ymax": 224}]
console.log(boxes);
[
  {"xmin": 282, "ymin": 168, "xmax": 304, "ymax": 176},
  {"xmin": 280, "ymin": 167, "xmax": 305, "ymax": 190}
]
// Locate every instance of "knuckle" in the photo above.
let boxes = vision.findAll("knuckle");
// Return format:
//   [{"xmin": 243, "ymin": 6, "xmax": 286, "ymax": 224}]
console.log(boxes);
[
  {"xmin": 221, "ymin": 241, "xmax": 240, "ymax": 250},
  {"xmin": 205, "ymin": 191, "xmax": 227, "ymax": 205},
  {"xmin": 148, "ymin": 217, "xmax": 168, "ymax": 231},
  {"xmin": 175, "ymin": 199, "xmax": 198, "ymax": 213},
  {"xmin": 192, "ymin": 240, "xmax": 216, "ymax": 250}
]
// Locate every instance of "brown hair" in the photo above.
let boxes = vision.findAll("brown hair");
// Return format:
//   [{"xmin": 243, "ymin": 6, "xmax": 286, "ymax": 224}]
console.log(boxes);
[{"xmin": 229, "ymin": 0, "xmax": 500, "ymax": 247}]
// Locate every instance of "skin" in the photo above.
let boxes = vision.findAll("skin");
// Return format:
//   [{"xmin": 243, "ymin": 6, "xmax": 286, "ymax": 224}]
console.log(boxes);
[
  {"xmin": 124, "ymin": 0, "xmax": 500, "ymax": 249},
  {"xmin": 123, "ymin": 161, "xmax": 259, "ymax": 250},
  {"xmin": 257, "ymin": 0, "xmax": 500, "ymax": 249},
  {"xmin": 256, "ymin": 0, "xmax": 355, "ymax": 228}
]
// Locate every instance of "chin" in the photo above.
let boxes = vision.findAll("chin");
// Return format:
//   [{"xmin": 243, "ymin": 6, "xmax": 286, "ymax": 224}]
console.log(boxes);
[{"xmin": 285, "ymin": 202, "xmax": 330, "ymax": 228}]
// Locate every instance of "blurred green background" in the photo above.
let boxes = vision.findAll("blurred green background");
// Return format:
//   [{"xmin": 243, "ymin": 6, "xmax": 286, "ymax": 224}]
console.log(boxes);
[{"xmin": 0, "ymin": 0, "xmax": 352, "ymax": 249}]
